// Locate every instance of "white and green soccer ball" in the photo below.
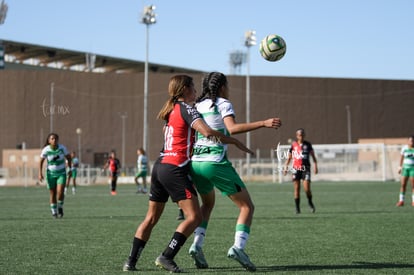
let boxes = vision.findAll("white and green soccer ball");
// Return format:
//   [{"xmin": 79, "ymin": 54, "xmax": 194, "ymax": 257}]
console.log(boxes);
[{"xmin": 259, "ymin": 34, "xmax": 287, "ymax": 62}]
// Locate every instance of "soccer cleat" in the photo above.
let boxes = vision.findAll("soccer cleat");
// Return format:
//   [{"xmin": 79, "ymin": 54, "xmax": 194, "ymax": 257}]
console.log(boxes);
[
  {"xmin": 58, "ymin": 208, "xmax": 64, "ymax": 218},
  {"xmin": 141, "ymin": 188, "xmax": 148, "ymax": 194},
  {"xmin": 412, "ymin": 202, "xmax": 414, "ymax": 207},
  {"xmin": 111, "ymin": 191, "xmax": 117, "ymax": 196},
  {"xmin": 396, "ymin": 201, "xmax": 404, "ymax": 207},
  {"xmin": 155, "ymin": 254, "xmax": 182, "ymax": 273},
  {"xmin": 122, "ymin": 262, "xmax": 137, "ymax": 272},
  {"xmin": 296, "ymin": 208, "xmax": 301, "ymax": 214},
  {"xmin": 189, "ymin": 243, "xmax": 208, "ymax": 269},
  {"xmin": 52, "ymin": 213, "xmax": 58, "ymax": 219},
  {"xmin": 227, "ymin": 246, "xmax": 256, "ymax": 272},
  {"xmin": 309, "ymin": 202, "xmax": 316, "ymax": 213}
]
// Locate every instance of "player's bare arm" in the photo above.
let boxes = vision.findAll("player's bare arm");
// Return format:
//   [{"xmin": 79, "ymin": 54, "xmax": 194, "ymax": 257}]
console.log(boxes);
[
  {"xmin": 39, "ymin": 158, "xmax": 45, "ymax": 181},
  {"xmin": 311, "ymin": 151, "xmax": 318, "ymax": 174},
  {"xmin": 284, "ymin": 153, "xmax": 292, "ymax": 176},
  {"xmin": 192, "ymin": 119, "xmax": 253, "ymax": 155},
  {"xmin": 223, "ymin": 116, "xmax": 281, "ymax": 135}
]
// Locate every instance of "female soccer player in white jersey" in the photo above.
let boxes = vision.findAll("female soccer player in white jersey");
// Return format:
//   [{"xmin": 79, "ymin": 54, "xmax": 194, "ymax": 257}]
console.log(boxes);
[
  {"xmin": 39, "ymin": 133, "xmax": 71, "ymax": 218},
  {"xmin": 396, "ymin": 135, "xmax": 414, "ymax": 207},
  {"xmin": 134, "ymin": 148, "xmax": 149, "ymax": 194},
  {"xmin": 189, "ymin": 72, "xmax": 282, "ymax": 271}
]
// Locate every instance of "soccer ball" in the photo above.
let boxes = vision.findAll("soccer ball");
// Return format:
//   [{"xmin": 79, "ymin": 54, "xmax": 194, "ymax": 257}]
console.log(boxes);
[{"xmin": 259, "ymin": 34, "xmax": 287, "ymax": 62}]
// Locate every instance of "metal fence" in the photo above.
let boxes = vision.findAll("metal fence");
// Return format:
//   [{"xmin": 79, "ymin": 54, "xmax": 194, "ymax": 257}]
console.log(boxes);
[{"xmin": 0, "ymin": 143, "xmax": 402, "ymax": 187}]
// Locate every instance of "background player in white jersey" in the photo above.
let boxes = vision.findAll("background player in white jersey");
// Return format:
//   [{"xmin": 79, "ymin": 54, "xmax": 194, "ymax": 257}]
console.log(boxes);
[
  {"xmin": 396, "ymin": 135, "xmax": 414, "ymax": 207},
  {"xmin": 39, "ymin": 133, "xmax": 71, "ymax": 218},
  {"xmin": 189, "ymin": 72, "xmax": 282, "ymax": 271},
  {"xmin": 65, "ymin": 151, "xmax": 79, "ymax": 195},
  {"xmin": 134, "ymin": 148, "xmax": 149, "ymax": 194}
]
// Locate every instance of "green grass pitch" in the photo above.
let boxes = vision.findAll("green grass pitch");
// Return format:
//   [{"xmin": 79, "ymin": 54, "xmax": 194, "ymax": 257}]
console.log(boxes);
[{"xmin": 1, "ymin": 181, "xmax": 413, "ymax": 274}]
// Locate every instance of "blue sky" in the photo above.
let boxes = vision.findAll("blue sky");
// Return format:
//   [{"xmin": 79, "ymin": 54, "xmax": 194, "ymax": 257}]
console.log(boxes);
[{"xmin": 1, "ymin": 0, "xmax": 413, "ymax": 80}]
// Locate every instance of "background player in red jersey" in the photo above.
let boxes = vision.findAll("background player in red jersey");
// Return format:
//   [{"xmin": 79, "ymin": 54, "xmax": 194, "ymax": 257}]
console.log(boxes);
[
  {"xmin": 103, "ymin": 151, "xmax": 121, "ymax": 195},
  {"xmin": 284, "ymin": 128, "xmax": 318, "ymax": 214}
]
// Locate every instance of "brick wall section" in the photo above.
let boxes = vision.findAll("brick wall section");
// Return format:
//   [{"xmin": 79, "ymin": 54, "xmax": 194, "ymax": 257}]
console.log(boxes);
[{"xmin": 1, "ymin": 70, "xmax": 413, "ymax": 167}]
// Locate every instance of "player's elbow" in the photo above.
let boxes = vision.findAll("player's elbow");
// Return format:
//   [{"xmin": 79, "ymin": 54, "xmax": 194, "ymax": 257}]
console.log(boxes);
[{"xmin": 227, "ymin": 129, "xmax": 237, "ymax": 135}]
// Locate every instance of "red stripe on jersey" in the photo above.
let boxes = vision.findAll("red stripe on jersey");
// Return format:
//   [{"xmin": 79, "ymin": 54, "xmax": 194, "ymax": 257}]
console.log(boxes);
[
  {"xmin": 185, "ymin": 188, "xmax": 192, "ymax": 199},
  {"xmin": 160, "ymin": 102, "xmax": 201, "ymax": 167},
  {"xmin": 290, "ymin": 141, "xmax": 313, "ymax": 169}
]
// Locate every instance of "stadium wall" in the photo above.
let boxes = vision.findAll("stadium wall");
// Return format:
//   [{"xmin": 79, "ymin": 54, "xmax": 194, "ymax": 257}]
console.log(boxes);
[{"xmin": 0, "ymin": 70, "xmax": 413, "ymax": 167}]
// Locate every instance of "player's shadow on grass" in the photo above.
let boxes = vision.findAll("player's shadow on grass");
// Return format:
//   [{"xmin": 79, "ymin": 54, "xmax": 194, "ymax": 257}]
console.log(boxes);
[
  {"xmin": 257, "ymin": 262, "xmax": 414, "ymax": 272},
  {"xmin": 322, "ymin": 210, "xmax": 395, "ymax": 215}
]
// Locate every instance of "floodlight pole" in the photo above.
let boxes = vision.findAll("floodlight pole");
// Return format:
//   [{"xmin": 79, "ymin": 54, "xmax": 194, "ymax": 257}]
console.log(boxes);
[
  {"xmin": 119, "ymin": 113, "xmax": 127, "ymax": 172},
  {"xmin": 50, "ymin": 82, "xmax": 54, "ymax": 133},
  {"xmin": 0, "ymin": 0, "xmax": 8, "ymax": 25},
  {"xmin": 141, "ymin": 5, "xmax": 156, "ymax": 155},
  {"xmin": 346, "ymin": 105, "xmax": 352, "ymax": 143},
  {"xmin": 0, "ymin": 0, "xmax": 9, "ymax": 69},
  {"xmin": 76, "ymin": 128, "xmax": 82, "ymax": 164},
  {"xmin": 244, "ymin": 30, "xmax": 256, "ymax": 179}
]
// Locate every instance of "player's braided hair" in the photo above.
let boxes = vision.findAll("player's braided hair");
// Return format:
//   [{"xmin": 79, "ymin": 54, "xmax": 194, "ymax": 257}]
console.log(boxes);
[{"xmin": 196, "ymin": 72, "xmax": 228, "ymax": 108}]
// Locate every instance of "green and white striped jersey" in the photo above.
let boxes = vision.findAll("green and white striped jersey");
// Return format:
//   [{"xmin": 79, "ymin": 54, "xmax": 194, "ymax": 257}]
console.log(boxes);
[
  {"xmin": 401, "ymin": 145, "xmax": 414, "ymax": 167},
  {"xmin": 40, "ymin": 144, "xmax": 69, "ymax": 176},
  {"xmin": 192, "ymin": 97, "xmax": 234, "ymax": 162},
  {"xmin": 137, "ymin": 155, "xmax": 148, "ymax": 172}
]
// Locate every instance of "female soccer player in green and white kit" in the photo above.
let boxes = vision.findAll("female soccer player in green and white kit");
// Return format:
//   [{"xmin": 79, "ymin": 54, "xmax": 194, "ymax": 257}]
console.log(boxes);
[
  {"xmin": 396, "ymin": 135, "xmax": 414, "ymax": 207},
  {"xmin": 39, "ymin": 133, "xmax": 72, "ymax": 218},
  {"xmin": 189, "ymin": 72, "xmax": 282, "ymax": 271}
]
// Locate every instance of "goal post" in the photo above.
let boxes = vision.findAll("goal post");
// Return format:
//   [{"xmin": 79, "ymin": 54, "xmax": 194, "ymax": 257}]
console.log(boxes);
[{"xmin": 232, "ymin": 143, "xmax": 402, "ymax": 183}]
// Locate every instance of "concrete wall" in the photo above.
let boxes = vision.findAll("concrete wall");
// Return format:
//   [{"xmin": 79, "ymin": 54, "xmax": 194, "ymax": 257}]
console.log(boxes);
[{"xmin": 1, "ymin": 70, "xmax": 413, "ymax": 167}]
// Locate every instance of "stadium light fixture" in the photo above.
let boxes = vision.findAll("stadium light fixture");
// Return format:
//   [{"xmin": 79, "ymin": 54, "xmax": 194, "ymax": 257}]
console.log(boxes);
[
  {"xmin": 140, "ymin": 4, "xmax": 157, "ymax": 155},
  {"xmin": 229, "ymin": 50, "xmax": 246, "ymax": 75},
  {"xmin": 0, "ymin": 0, "xmax": 8, "ymax": 25},
  {"xmin": 244, "ymin": 30, "xmax": 256, "ymax": 179},
  {"xmin": 0, "ymin": 0, "xmax": 8, "ymax": 69}
]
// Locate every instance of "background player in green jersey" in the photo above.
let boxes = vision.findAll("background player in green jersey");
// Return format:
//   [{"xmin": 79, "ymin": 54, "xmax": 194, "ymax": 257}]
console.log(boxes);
[
  {"xmin": 39, "ymin": 133, "xmax": 72, "ymax": 218},
  {"xmin": 134, "ymin": 148, "xmax": 148, "ymax": 194},
  {"xmin": 65, "ymin": 151, "xmax": 79, "ymax": 195},
  {"xmin": 396, "ymin": 135, "xmax": 414, "ymax": 207}
]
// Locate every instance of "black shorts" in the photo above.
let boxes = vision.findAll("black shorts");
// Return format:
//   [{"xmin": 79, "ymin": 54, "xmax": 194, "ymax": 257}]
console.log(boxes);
[
  {"xmin": 149, "ymin": 158, "xmax": 197, "ymax": 203},
  {"xmin": 292, "ymin": 167, "xmax": 311, "ymax": 182}
]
